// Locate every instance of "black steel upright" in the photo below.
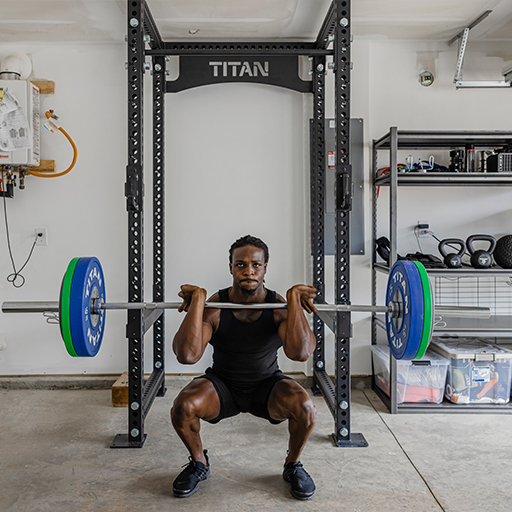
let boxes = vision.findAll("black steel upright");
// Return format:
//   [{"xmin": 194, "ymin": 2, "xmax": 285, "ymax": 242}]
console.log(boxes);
[
  {"xmin": 152, "ymin": 54, "xmax": 167, "ymax": 398},
  {"xmin": 311, "ymin": 55, "xmax": 326, "ymax": 381},
  {"xmin": 310, "ymin": 0, "xmax": 337, "ymax": 430},
  {"xmin": 332, "ymin": 0, "xmax": 367, "ymax": 447},
  {"xmin": 111, "ymin": 0, "xmax": 147, "ymax": 448},
  {"xmin": 311, "ymin": 0, "xmax": 367, "ymax": 447},
  {"xmin": 112, "ymin": 0, "xmax": 368, "ymax": 448}
]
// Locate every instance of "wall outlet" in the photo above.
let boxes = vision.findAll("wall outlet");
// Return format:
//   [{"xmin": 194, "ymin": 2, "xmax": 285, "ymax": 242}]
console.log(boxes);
[
  {"xmin": 416, "ymin": 221, "xmax": 429, "ymax": 238},
  {"xmin": 35, "ymin": 228, "xmax": 48, "ymax": 246}
]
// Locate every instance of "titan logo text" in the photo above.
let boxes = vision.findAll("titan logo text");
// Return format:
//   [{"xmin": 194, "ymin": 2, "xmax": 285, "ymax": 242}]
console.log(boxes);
[{"xmin": 209, "ymin": 61, "xmax": 269, "ymax": 77}]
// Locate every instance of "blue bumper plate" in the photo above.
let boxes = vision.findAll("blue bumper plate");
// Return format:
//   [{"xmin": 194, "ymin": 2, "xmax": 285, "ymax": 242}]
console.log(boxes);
[
  {"xmin": 68, "ymin": 257, "xmax": 106, "ymax": 357},
  {"xmin": 385, "ymin": 260, "xmax": 424, "ymax": 360}
]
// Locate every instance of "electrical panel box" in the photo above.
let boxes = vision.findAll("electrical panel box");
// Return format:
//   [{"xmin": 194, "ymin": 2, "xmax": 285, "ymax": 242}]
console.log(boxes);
[
  {"xmin": 313, "ymin": 118, "xmax": 365, "ymax": 255},
  {"xmin": 0, "ymin": 80, "xmax": 40, "ymax": 166}
]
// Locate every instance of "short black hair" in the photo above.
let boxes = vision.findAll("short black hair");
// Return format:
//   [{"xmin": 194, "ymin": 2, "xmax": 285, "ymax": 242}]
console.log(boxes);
[{"xmin": 229, "ymin": 235, "xmax": 269, "ymax": 263}]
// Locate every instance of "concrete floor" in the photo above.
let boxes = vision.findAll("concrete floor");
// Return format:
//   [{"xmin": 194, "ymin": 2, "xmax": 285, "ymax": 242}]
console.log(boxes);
[{"xmin": 1, "ymin": 376, "xmax": 511, "ymax": 512}]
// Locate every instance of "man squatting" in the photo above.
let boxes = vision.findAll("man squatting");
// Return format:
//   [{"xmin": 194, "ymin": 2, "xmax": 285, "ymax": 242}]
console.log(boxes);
[{"xmin": 171, "ymin": 235, "xmax": 318, "ymax": 500}]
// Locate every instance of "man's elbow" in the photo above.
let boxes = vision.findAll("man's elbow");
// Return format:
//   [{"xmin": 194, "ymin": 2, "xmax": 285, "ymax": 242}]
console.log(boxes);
[
  {"xmin": 174, "ymin": 348, "xmax": 201, "ymax": 365},
  {"xmin": 286, "ymin": 348, "xmax": 313, "ymax": 362},
  {"xmin": 176, "ymin": 353, "xmax": 201, "ymax": 365},
  {"xmin": 284, "ymin": 336, "xmax": 315, "ymax": 362}
]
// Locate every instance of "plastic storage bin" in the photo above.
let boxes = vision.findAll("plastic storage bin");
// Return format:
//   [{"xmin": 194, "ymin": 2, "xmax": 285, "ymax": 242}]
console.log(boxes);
[
  {"xmin": 430, "ymin": 337, "xmax": 512, "ymax": 404},
  {"xmin": 371, "ymin": 345, "xmax": 449, "ymax": 404}
]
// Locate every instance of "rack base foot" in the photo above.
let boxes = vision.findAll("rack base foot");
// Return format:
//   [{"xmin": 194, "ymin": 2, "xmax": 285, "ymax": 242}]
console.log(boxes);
[
  {"xmin": 331, "ymin": 432, "xmax": 368, "ymax": 447},
  {"xmin": 110, "ymin": 433, "xmax": 147, "ymax": 449}
]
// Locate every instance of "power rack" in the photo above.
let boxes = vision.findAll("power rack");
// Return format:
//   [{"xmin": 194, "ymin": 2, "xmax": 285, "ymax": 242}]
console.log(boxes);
[{"xmin": 113, "ymin": 0, "xmax": 366, "ymax": 449}]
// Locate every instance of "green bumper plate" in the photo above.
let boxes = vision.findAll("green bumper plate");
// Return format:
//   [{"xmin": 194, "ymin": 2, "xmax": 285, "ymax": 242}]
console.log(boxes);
[
  {"xmin": 412, "ymin": 261, "xmax": 433, "ymax": 360},
  {"xmin": 59, "ymin": 258, "xmax": 80, "ymax": 357}
]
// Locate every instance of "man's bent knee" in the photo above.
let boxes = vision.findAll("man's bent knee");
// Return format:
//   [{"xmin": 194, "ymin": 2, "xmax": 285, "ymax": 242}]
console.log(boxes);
[
  {"xmin": 269, "ymin": 381, "xmax": 316, "ymax": 426},
  {"xmin": 296, "ymin": 396, "xmax": 316, "ymax": 428},
  {"xmin": 171, "ymin": 379, "xmax": 220, "ymax": 425},
  {"xmin": 171, "ymin": 396, "xmax": 198, "ymax": 426}
]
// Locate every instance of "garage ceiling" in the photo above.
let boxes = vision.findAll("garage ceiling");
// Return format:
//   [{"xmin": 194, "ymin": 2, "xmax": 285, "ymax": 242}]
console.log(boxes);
[{"xmin": 0, "ymin": 0, "xmax": 511, "ymax": 44}]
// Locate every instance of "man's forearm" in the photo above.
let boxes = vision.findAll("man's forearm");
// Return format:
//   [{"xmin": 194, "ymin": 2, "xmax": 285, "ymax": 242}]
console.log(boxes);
[
  {"xmin": 173, "ymin": 292, "xmax": 207, "ymax": 364},
  {"xmin": 283, "ymin": 294, "xmax": 316, "ymax": 362}
]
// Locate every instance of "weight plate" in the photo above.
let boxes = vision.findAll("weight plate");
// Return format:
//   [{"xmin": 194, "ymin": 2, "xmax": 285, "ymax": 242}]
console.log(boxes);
[
  {"xmin": 68, "ymin": 257, "xmax": 106, "ymax": 357},
  {"xmin": 385, "ymin": 260, "xmax": 424, "ymax": 360},
  {"xmin": 412, "ymin": 261, "xmax": 433, "ymax": 360},
  {"xmin": 59, "ymin": 258, "xmax": 80, "ymax": 357}
]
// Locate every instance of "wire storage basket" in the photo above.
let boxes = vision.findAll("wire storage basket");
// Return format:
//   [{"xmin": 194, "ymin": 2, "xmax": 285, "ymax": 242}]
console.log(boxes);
[{"xmin": 434, "ymin": 275, "xmax": 512, "ymax": 316}]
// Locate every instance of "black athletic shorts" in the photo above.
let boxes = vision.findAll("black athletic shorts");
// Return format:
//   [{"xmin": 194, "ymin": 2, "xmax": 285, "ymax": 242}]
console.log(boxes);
[{"xmin": 194, "ymin": 368, "xmax": 291, "ymax": 425}]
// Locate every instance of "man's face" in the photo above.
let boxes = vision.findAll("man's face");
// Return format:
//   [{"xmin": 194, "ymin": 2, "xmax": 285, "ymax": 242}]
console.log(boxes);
[{"xmin": 229, "ymin": 245, "xmax": 267, "ymax": 296}]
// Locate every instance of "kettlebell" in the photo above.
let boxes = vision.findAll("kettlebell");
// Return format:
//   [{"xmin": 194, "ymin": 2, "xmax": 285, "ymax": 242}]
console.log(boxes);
[
  {"xmin": 438, "ymin": 239, "xmax": 466, "ymax": 268},
  {"xmin": 466, "ymin": 234, "xmax": 496, "ymax": 269},
  {"xmin": 376, "ymin": 236, "xmax": 391, "ymax": 264}
]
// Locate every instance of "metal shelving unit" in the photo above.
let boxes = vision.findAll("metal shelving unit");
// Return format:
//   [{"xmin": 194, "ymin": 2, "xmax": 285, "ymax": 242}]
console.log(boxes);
[
  {"xmin": 374, "ymin": 263, "xmax": 512, "ymax": 277},
  {"xmin": 375, "ymin": 173, "xmax": 512, "ymax": 186},
  {"xmin": 371, "ymin": 127, "xmax": 512, "ymax": 414}
]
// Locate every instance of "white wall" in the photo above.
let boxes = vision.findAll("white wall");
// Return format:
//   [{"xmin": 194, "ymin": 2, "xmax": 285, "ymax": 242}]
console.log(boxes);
[
  {"xmin": 368, "ymin": 39, "xmax": 512, "ymax": 262},
  {"xmin": 159, "ymin": 81, "xmax": 311, "ymax": 375},
  {"xmin": 0, "ymin": 42, "xmax": 312, "ymax": 376},
  {"xmin": 367, "ymin": 39, "xmax": 512, "ymax": 354},
  {"xmin": 0, "ymin": 44, "xmax": 128, "ymax": 375},
  {"xmin": 0, "ymin": 37, "xmax": 511, "ymax": 376},
  {"xmin": 325, "ymin": 39, "xmax": 512, "ymax": 375}
]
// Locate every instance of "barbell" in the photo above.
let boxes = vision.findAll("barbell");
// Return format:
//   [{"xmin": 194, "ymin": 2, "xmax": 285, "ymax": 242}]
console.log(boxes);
[{"xmin": 1, "ymin": 257, "xmax": 490, "ymax": 360}]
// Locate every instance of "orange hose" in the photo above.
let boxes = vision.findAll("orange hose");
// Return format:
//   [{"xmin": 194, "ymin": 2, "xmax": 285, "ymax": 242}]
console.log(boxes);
[{"xmin": 28, "ymin": 112, "xmax": 77, "ymax": 178}]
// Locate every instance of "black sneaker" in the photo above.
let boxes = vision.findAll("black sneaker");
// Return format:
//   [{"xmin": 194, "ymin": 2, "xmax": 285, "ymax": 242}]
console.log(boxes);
[
  {"xmin": 173, "ymin": 450, "xmax": 211, "ymax": 498},
  {"xmin": 283, "ymin": 461, "xmax": 315, "ymax": 500}
]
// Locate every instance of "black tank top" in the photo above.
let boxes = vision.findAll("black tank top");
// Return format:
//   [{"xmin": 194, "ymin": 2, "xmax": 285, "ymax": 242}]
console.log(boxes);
[{"xmin": 210, "ymin": 288, "xmax": 282, "ymax": 384}]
